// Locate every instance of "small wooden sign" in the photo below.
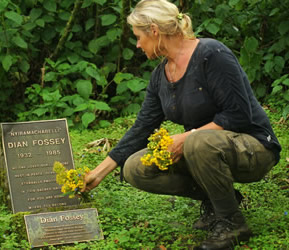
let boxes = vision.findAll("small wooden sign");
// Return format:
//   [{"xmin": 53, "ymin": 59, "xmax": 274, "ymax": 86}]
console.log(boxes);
[
  {"xmin": 1, "ymin": 119, "xmax": 79, "ymax": 213},
  {"xmin": 24, "ymin": 208, "xmax": 104, "ymax": 248}
]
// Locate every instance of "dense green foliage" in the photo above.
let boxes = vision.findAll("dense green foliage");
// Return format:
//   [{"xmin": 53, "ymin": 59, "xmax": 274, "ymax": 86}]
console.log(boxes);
[
  {"xmin": 0, "ymin": 0, "xmax": 288, "ymax": 127},
  {"xmin": 0, "ymin": 110, "xmax": 288, "ymax": 249}
]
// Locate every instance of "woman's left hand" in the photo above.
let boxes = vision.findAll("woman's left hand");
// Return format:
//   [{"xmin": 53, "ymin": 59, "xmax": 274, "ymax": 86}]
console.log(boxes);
[{"xmin": 168, "ymin": 132, "xmax": 190, "ymax": 163}]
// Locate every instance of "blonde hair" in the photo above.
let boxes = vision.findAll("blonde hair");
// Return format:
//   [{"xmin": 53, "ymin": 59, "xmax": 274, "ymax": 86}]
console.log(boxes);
[{"xmin": 127, "ymin": 0, "xmax": 195, "ymax": 39}]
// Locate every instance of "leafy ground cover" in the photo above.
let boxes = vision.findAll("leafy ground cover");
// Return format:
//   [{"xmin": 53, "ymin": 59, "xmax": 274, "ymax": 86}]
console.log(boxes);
[{"xmin": 0, "ymin": 111, "xmax": 288, "ymax": 249}]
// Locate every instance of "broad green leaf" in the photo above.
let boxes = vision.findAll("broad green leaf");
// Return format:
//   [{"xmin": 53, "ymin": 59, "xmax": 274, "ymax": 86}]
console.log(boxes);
[
  {"xmin": 244, "ymin": 37, "xmax": 258, "ymax": 52},
  {"xmin": 113, "ymin": 72, "xmax": 133, "ymax": 84},
  {"xmin": 106, "ymin": 28, "xmax": 121, "ymax": 41},
  {"xmin": 63, "ymin": 108, "xmax": 75, "ymax": 116},
  {"xmin": 214, "ymin": 18, "xmax": 222, "ymax": 25},
  {"xmin": 19, "ymin": 59, "xmax": 30, "ymax": 73},
  {"xmin": 12, "ymin": 36, "xmax": 28, "ymax": 49},
  {"xmin": 82, "ymin": 0, "xmax": 93, "ymax": 8},
  {"xmin": 264, "ymin": 60, "xmax": 274, "ymax": 73},
  {"xmin": 42, "ymin": 89, "xmax": 61, "ymax": 102},
  {"xmin": 57, "ymin": 63, "xmax": 71, "ymax": 71},
  {"xmin": 110, "ymin": 96, "xmax": 126, "ymax": 103},
  {"xmin": 96, "ymin": 75, "xmax": 108, "ymax": 87},
  {"xmin": 229, "ymin": 0, "xmax": 240, "ymax": 7},
  {"xmin": 206, "ymin": 23, "xmax": 220, "ymax": 35},
  {"xmin": 5, "ymin": 11, "xmax": 23, "ymax": 25},
  {"xmin": 283, "ymin": 105, "xmax": 289, "ymax": 119},
  {"xmin": 59, "ymin": 11, "xmax": 70, "ymax": 21},
  {"xmin": 2, "ymin": 55, "xmax": 13, "ymax": 72},
  {"xmin": 283, "ymin": 79, "xmax": 289, "ymax": 86},
  {"xmin": 99, "ymin": 120, "xmax": 111, "ymax": 128},
  {"xmin": 0, "ymin": 0, "xmax": 9, "ymax": 12},
  {"xmin": 88, "ymin": 39, "xmax": 100, "ymax": 54},
  {"xmin": 127, "ymin": 79, "xmax": 147, "ymax": 93},
  {"xmin": 81, "ymin": 51, "xmax": 94, "ymax": 58},
  {"xmin": 43, "ymin": 0, "xmax": 57, "ymax": 12},
  {"xmin": 283, "ymin": 90, "xmax": 289, "ymax": 101},
  {"xmin": 23, "ymin": 23, "xmax": 36, "ymax": 31},
  {"xmin": 256, "ymin": 85, "xmax": 266, "ymax": 98},
  {"xmin": 67, "ymin": 54, "xmax": 81, "ymax": 64},
  {"xmin": 86, "ymin": 67, "xmax": 100, "ymax": 81},
  {"xmin": 269, "ymin": 8, "xmax": 279, "ymax": 17},
  {"xmin": 278, "ymin": 21, "xmax": 289, "ymax": 36},
  {"xmin": 56, "ymin": 102, "xmax": 69, "ymax": 108},
  {"xmin": 74, "ymin": 103, "xmax": 88, "ymax": 112},
  {"xmin": 44, "ymin": 72, "xmax": 57, "ymax": 81},
  {"xmin": 76, "ymin": 80, "xmax": 92, "ymax": 99},
  {"xmin": 82, "ymin": 112, "xmax": 96, "ymax": 128},
  {"xmin": 101, "ymin": 14, "xmax": 117, "ymax": 26},
  {"xmin": 21, "ymin": 30, "xmax": 33, "ymax": 39},
  {"xmin": 43, "ymin": 15, "xmax": 54, "ymax": 23},
  {"xmin": 104, "ymin": 63, "xmax": 116, "ymax": 73},
  {"xmin": 73, "ymin": 95, "xmax": 85, "ymax": 106},
  {"xmin": 91, "ymin": 101, "xmax": 111, "ymax": 111},
  {"xmin": 122, "ymin": 103, "xmax": 140, "ymax": 115},
  {"xmin": 274, "ymin": 56, "xmax": 285, "ymax": 69},
  {"xmin": 32, "ymin": 108, "xmax": 47, "ymax": 117},
  {"xmin": 42, "ymin": 27, "xmax": 57, "ymax": 42},
  {"xmin": 271, "ymin": 85, "xmax": 282, "ymax": 94},
  {"xmin": 263, "ymin": 53, "xmax": 274, "ymax": 60},
  {"xmin": 88, "ymin": 36, "xmax": 109, "ymax": 54},
  {"xmin": 85, "ymin": 18, "xmax": 95, "ymax": 31},
  {"xmin": 60, "ymin": 0, "xmax": 74, "ymax": 8},
  {"xmin": 30, "ymin": 8, "xmax": 42, "ymax": 22},
  {"xmin": 36, "ymin": 19, "xmax": 45, "ymax": 27},
  {"xmin": 123, "ymin": 48, "xmax": 134, "ymax": 60},
  {"xmin": 75, "ymin": 61, "xmax": 89, "ymax": 71},
  {"xmin": 72, "ymin": 24, "xmax": 82, "ymax": 33},
  {"xmin": 93, "ymin": 0, "xmax": 107, "ymax": 6},
  {"xmin": 61, "ymin": 95, "xmax": 75, "ymax": 102},
  {"xmin": 116, "ymin": 82, "xmax": 128, "ymax": 94}
]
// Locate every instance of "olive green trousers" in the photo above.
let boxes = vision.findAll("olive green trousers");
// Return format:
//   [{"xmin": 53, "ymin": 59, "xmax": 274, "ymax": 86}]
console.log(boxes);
[{"xmin": 123, "ymin": 130, "xmax": 276, "ymax": 216}]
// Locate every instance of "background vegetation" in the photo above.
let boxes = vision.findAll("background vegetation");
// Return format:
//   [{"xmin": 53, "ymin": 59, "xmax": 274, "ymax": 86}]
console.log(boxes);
[
  {"xmin": 0, "ymin": 0, "xmax": 288, "ymax": 249},
  {"xmin": 0, "ymin": 0, "xmax": 288, "ymax": 127}
]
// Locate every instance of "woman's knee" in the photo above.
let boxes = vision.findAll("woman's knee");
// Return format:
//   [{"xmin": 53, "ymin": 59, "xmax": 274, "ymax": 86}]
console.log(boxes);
[
  {"xmin": 184, "ymin": 130, "xmax": 216, "ymax": 159},
  {"xmin": 123, "ymin": 150, "xmax": 144, "ymax": 185}
]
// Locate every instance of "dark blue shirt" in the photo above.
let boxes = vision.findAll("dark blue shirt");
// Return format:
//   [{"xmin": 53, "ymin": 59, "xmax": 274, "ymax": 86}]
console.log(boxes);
[{"xmin": 109, "ymin": 38, "xmax": 281, "ymax": 167}]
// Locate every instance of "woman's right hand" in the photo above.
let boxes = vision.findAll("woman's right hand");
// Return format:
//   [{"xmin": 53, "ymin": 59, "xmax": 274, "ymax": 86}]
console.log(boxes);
[
  {"xmin": 81, "ymin": 156, "xmax": 118, "ymax": 193},
  {"xmin": 81, "ymin": 169, "xmax": 103, "ymax": 192}
]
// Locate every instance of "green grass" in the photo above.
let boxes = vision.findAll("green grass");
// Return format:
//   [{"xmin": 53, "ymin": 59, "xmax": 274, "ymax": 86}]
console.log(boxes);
[{"xmin": 0, "ymin": 112, "xmax": 288, "ymax": 249}]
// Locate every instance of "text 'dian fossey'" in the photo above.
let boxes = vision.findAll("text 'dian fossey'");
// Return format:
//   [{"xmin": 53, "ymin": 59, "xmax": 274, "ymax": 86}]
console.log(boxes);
[
  {"xmin": 1, "ymin": 119, "xmax": 79, "ymax": 213},
  {"xmin": 24, "ymin": 208, "xmax": 104, "ymax": 247}
]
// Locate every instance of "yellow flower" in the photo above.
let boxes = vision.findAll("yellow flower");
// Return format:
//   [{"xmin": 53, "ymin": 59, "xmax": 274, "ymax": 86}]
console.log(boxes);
[
  {"xmin": 140, "ymin": 128, "xmax": 173, "ymax": 171},
  {"xmin": 53, "ymin": 161, "xmax": 90, "ymax": 199}
]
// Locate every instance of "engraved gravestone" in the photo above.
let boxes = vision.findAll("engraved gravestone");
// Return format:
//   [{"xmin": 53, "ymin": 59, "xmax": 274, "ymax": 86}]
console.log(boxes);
[
  {"xmin": 24, "ymin": 208, "xmax": 104, "ymax": 248},
  {"xmin": 1, "ymin": 119, "xmax": 79, "ymax": 213}
]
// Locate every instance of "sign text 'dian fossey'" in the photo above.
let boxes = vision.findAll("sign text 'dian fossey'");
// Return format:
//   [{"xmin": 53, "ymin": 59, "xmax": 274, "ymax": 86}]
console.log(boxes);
[
  {"xmin": 1, "ymin": 119, "xmax": 79, "ymax": 213},
  {"xmin": 24, "ymin": 208, "xmax": 104, "ymax": 247}
]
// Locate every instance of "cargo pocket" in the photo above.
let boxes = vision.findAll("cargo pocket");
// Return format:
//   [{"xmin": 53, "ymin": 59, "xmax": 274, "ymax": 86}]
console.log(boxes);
[{"xmin": 227, "ymin": 133, "xmax": 256, "ymax": 172}]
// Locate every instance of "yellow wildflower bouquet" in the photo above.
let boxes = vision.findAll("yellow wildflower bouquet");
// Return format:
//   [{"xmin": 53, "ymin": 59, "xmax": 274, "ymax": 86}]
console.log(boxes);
[
  {"xmin": 141, "ymin": 128, "xmax": 173, "ymax": 170},
  {"xmin": 53, "ymin": 161, "xmax": 90, "ymax": 199}
]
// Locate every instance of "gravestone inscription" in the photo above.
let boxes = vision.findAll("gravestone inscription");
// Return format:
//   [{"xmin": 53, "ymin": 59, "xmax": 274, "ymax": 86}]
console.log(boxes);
[
  {"xmin": 1, "ymin": 119, "xmax": 79, "ymax": 213},
  {"xmin": 25, "ymin": 208, "xmax": 103, "ymax": 248}
]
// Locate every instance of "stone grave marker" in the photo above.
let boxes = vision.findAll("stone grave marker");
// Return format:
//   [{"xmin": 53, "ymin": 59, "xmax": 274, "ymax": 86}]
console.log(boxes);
[
  {"xmin": 24, "ymin": 208, "xmax": 104, "ymax": 248},
  {"xmin": 1, "ymin": 119, "xmax": 79, "ymax": 213}
]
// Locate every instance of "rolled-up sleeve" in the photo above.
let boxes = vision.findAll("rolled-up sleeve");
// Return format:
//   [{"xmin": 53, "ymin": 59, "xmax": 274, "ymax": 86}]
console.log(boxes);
[{"xmin": 109, "ymin": 71, "xmax": 165, "ymax": 167}]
